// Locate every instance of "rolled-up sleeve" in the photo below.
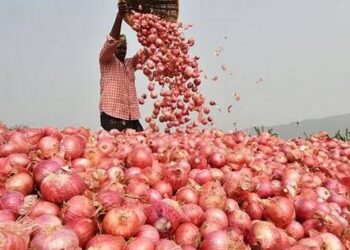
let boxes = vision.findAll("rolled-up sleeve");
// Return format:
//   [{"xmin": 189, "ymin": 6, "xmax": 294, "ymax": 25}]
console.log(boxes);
[{"xmin": 99, "ymin": 35, "xmax": 119, "ymax": 64}]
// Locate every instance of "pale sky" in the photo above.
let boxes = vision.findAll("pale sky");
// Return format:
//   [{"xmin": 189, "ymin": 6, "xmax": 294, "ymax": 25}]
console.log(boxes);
[{"xmin": 1, "ymin": 0, "xmax": 349, "ymax": 131}]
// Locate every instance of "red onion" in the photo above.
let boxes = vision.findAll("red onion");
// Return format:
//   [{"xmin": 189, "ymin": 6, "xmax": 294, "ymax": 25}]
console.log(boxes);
[
  {"xmin": 40, "ymin": 171, "xmax": 86, "ymax": 204},
  {"xmin": 295, "ymin": 198, "xmax": 317, "ymax": 221},
  {"xmin": 155, "ymin": 239, "xmax": 181, "ymax": 250},
  {"xmin": 86, "ymin": 234, "xmax": 126, "ymax": 250},
  {"xmin": 28, "ymin": 200, "xmax": 61, "ymax": 218},
  {"xmin": 148, "ymin": 188, "xmax": 163, "ymax": 203},
  {"xmin": 102, "ymin": 208, "xmax": 140, "ymax": 239},
  {"xmin": 30, "ymin": 226, "xmax": 80, "ymax": 250},
  {"xmin": 176, "ymin": 186, "xmax": 198, "ymax": 204},
  {"xmin": 125, "ymin": 236, "xmax": 155, "ymax": 250},
  {"xmin": 175, "ymin": 223, "xmax": 201, "ymax": 248},
  {"xmin": 246, "ymin": 220, "xmax": 282, "ymax": 250},
  {"xmin": 147, "ymin": 201, "xmax": 181, "ymax": 237},
  {"xmin": 204, "ymin": 208, "xmax": 228, "ymax": 227},
  {"xmin": 61, "ymin": 135, "xmax": 85, "ymax": 160},
  {"xmin": 33, "ymin": 159, "xmax": 62, "ymax": 185},
  {"xmin": 127, "ymin": 146, "xmax": 153, "ymax": 169},
  {"xmin": 0, "ymin": 191, "xmax": 24, "ymax": 215},
  {"xmin": 182, "ymin": 204, "xmax": 205, "ymax": 226},
  {"xmin": 317, "ymin": 232, "xmax": 344, "ymax": 250},
  {"xmin": 263, "ymin": 196, "xmax": 295, "ymax": 228},
  {"xmin": 208, "ymin": 152, "xmax": 226, "ymax": 168},
  {"xmin": 190, "ymin": 154, "xmax": 207, "ymax": 169},
  {"xmin": 38, "ymin": 136, "xmax": 59, "ymax": 158},
  {"xmin": 66, "ymin": 218, "xmax": 98, "ymax": 248},
  {"xmin": 33, "ymin": 214, "xmax": 62, "ymax": 236},
  {"xmin": 200, "ymin": 230, "xmax": 246, "ymax": 250},
  {"xmin": 137, "ymin": 225, "xmax": 160, "ymax": 244},
  {"xmin": 153, "ymin": 181, "xmax": 173, "ymax": 198},
  {"xmin": 199, "ymin": 182, "xmax": 226, "ymax": 210},
  {"xmin": 200, "ymin": 220, "xmax": 223, "ymax": 237},
  {"xmin": 97, "ymin": 190, "xmax": 123, "ymax": 212},
  {"xmin": 286, "ymin": 221, "xmax": 305, "ymax": 240},
  {"xmin": 0, "ymin": 231, "xmax": 28, "ymax": 250},
  {"xmin": 0, "ymin": 210, "xmax": 16, "ymax": 223},
  {"xmin": 5, "ymin": 172, "xmax": 34, "ymax": 195},
  {"xmin": 163, "ymin": 162, "xmax": 189, "ymax": 191},
  {"xmin": 62, "ymin": 195, "xmax": 96, "ymax": 223},
  {"xmin": 225, "ymin": 198, "xmax": 239, "ymax": 213},
  {"xmin": 227, "ymin": 209, "xmax": 252, "ymax": 234},
  {"xmin": 195, "ymin": 169, "xmax": 212, "ymax": 185}
]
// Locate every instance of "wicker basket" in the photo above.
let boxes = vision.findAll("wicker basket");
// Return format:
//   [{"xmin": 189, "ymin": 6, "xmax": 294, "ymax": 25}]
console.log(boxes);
[{"xmin": 120, "ymin": 0, "xmax": 179, "ymax": 26}]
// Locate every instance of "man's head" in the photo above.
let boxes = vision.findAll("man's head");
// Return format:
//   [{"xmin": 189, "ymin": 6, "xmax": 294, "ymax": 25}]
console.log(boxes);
[{"xmin": 115, "ymin": 34, "xmax": 127, "ymax": 62}]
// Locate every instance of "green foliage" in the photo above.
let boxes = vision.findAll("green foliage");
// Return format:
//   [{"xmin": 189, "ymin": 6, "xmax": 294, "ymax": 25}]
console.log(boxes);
[
  {"xmin": 334, "ymin": 128, "xmax": 350, "ymax": 141},
  {"xmin": 253, "ymin": 126, "xmax": 278, "ymax": 137}
]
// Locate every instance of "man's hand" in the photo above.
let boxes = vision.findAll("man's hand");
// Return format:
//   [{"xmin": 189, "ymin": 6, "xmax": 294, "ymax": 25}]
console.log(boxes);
[{"xmin": 118, "ymin": 1, "xmax": 129, "ymax": 18}]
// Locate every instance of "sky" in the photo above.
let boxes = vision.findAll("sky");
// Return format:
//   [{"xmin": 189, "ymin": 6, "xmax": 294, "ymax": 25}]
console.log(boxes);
[{"xmin": 0, "ymin": 0, "xmax": 349, "ymax": 131}]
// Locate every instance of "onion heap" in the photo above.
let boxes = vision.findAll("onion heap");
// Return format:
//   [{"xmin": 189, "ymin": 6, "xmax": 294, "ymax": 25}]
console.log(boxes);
[{"xmin": 0, "ymin": 123, "xmax": 350, "ymax": 249}]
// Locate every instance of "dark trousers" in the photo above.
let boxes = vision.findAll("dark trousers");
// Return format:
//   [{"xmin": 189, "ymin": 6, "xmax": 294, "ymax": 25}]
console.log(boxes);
[{"xmin": 100, "ymin": 112, "xmax": 143, "ymax": 132}]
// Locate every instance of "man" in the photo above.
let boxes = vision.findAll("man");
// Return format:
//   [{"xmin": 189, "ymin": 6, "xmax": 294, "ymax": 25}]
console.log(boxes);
[{"xmin": 99, "ymin": 1, "xmax": 144, "ymax": 132}]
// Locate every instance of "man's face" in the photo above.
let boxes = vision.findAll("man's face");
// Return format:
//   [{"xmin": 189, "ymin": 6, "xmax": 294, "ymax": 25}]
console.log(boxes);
[{"xmin": 115, "ymin": 37, "xmax": 127, "ymax": 61}]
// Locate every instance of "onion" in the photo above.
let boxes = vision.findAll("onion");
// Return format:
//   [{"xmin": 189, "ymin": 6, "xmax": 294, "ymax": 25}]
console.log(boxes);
[
  {"xmin": 318, "ymin": 233, "xmax": 344, "ymax": 250},
  {"xmin": 97, "ymin": 190, "xmax": 123, "ymax": 212},
  {"xmin": 38, "ymin": 136, "xmax": 59, "ymax": 158},
  {"xmin": 200, "ymin": 230, "xmax": 246, "ymax": 250},
  {"xmin": 286, "ymin": 221, "xmax": 305, "ymax": 240},
  {"xmin": 102, "ymin": 208, "xmax": 140, "ymax": 239},
  {"xmin": 263, "ymin": 196, "xmax": 295, "ymax": 228},
  {"xmin": 0, "ymin": 191, "xmax": 24, "ymax": 215},
  {"xmin": 127, "ymin": 146, "xmax": 153, "ymax": 169},
  {"xmin": 33, "ymin": 159, "xmax": 62, "ymax": 185},
  {"xmin": 28, "ymin": 200, "xmax": 61, "ymax": 218},
  {"xmin": 195, "ymin": 169, "xmax": 212, "ymax": 185},
  {"xmin": 204, "ymin": 208, "xmax": 228, "ymax": 227},
  {"xmin": 155, "ymin": 239, "xmax": 181, "ymax": 250},
  {"xmin": 163, "ymin": 162, "xmax": 189, "ymax": 191},
  {"xmin": 246, "ymin": 220, "xmax": 282, "ymax": 250},
  {"xmin": 190, "ymin": 154, "xmax": 207, "ymax": 169},
  {"xmin": 125, "ymin": 237, "xmax": 155, "ymax": 250},
  {"xmin": 243, "ymin": 201, "xmax": 263, "ymax": 220},
  {"xmin": 148, "ymin": 189, "xmax": 163, "ymax": 203},
  {"xmin": 0, "ymin": 210, "xmax": 16, "ymax": 223},
  {"xmin": 146, "ymin": 201, "xmax": 181, "ymax": 237},
  {"xmin": 137, "ymin": 225, "xmax": 160, "ymax": 244},
  {"xmin": 200, "ymin": 220, "xmax": 223, "ymax": 237},
  {"xmin": 182, "ymin": 204, "xmax": 205, "ymax": 226},
  {"xmin": 40, "ymin": 171, "xmax": 86, "ymax": 204},
  {"xmin": 33, "ymin": 214, "xmax": 62, "ymax": 236},
  {"xmin": 5, "ymin": 172, "xmax": 34, "ymax": 195},
  {"xmin": 61, "ymin": 135, "xmax": 85, "ymax": 160},
  {"xmin": 175, "ymin": 223, "xmax": 201, "ymax": 248},
  {"xmin": 227, "ymin": 209, "xmax": 252, "ymax": 234},
  {"xmin": 62, "ymin": 195, "xmax": 96, "ymax": 223},
  {"xmin": 66, "ymin": 218, "xmax": 98, "ymax": 248},
  {"xmin": 153, "ymin": 181, "xmax": 173, "ymax": 198},
  {"xmin": 0, "ymin": 231, "xmax": 28, "ymax": 250},
  {"xmin": 295, "ymin": 199, "xmax": 317, "ymax": 221},
  {"xmin": 176, "ymin": 186, "xmax": 198, "ymax": 204},
  {"xmin": 199, "ymin": 182, "xmax": 226, "ymax": 210},
  {"xmin": 30, "ymin": 226, "xmax": 80, "ymax": 250},
  {"xmin": 86, "ymin": 234, "xmax": 126, "ymax": 250},
  {"xmin": 208, "ymin": 152, "xmax": 226, "ymax": 168},
  {"xmin": 126, "ymin": 180, "xmax": 150, "ymax": 201},
  {"xmin": 225, "ymin": 199, "xmax": 239, "ymax": 213}
]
